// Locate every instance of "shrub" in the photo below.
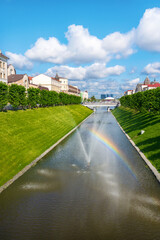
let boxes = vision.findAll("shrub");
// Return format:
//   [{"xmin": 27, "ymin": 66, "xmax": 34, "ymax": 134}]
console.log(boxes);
[
  {"xmin": 27, "ymin": 88, "xmax": 40, "ymax": 108},
  {"xmin": 9, "ymin": 84, "xmax": 26, "ymax": 109},
  {"xmin": 0, "ymin": 82, "xmax": 8, "ymax": 111},
  {"xmin": 120, "ymin": 87, "xmax": 160, "ymax": 113}
]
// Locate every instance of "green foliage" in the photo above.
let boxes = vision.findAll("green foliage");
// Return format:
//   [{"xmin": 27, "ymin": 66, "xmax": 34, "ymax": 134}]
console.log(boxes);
[
  {"xmin": 90, "ymin": 95, "xmax": 96, "ymax": 102},
  {"xmin": 120, "ymin": 88, "xmax": 160, "ymax": 113},
  {"xmin": 28, "ymin": 88, "xmax": 40, "ymax": 108},
  {"xmin": 1, "ymin": 84, "xmax": 82, "ymax": 110},
  {"xmin": 40, "ymin": 89, "xmax": 49, "ymax": 107},
  {"xmin": 9, "ymin": 84, "xmax": 26, "ymax": 109},
  {"xmin": 0, "ymin": 82, "xmax": 8, "ymax": 111}
]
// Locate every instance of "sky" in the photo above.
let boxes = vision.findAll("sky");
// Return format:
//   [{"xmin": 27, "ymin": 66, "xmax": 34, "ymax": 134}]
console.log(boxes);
[{"xmin": 1, "ymin": 0, "xmax": 160, "ymax": 98}]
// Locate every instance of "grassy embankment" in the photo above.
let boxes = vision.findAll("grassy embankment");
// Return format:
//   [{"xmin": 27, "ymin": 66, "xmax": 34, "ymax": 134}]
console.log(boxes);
[
  {"xmin": 0, "ymin": 105, "xmax": 92, "ymax": 187},
  {"xmin": 112, "ymin": 106, "xmax": 160, "ymax": 172}
]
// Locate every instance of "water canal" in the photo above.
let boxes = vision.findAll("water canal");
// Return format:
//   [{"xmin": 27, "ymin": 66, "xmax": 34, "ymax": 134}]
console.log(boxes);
[{"xmin": 0, "ymin": 108, "xmax": 160, "ymax": 240}]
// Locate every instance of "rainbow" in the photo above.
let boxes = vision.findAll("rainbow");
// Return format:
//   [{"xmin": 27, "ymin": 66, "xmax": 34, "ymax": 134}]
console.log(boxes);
[{"xmin": 90, "ymin": 128, "xmax": 137, "ymax": 179}]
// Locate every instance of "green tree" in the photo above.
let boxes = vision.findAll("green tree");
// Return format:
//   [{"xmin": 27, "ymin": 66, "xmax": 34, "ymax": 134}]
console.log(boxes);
[
  {"xmin": 0, "ymin": 82, "xmax": 8, "ymax": 111},
  {"xmin": 27, "ymin": 88, "xmax": 40, "ymax": 108}
]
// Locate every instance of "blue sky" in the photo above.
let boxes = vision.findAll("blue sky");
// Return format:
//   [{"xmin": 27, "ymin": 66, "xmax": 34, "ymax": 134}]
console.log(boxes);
[{"xmin": 1, "ymin": 0, "xmax": 160, "ymax": 97}]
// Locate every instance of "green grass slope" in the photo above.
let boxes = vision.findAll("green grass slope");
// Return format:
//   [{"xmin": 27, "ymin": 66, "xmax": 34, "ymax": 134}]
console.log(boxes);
[
  {"xmin": 0, "ymin": 105, "xmax": 92, "ymax": 186},
  {"xmin": 112, "ymin": 107, "xmax": 160, "ymax": 172}
]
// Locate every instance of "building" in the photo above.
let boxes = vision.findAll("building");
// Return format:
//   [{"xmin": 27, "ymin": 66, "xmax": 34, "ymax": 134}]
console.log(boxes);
[
  {"xmin": 55, "ymin": 73, "xmax": 68, "ymax": 93},
  {"xmin": 124, "ymin": 90, "xmax": 133, "ymax": 95},
  {"xmin": 31, "ymin": 74, "xmax": 61, "ymax": 92},
  {"xmin": 135, "ymin": 77, "xmax": 160, "ymax": 93},
  {"xmin": 101, "ymin": 94, "xmax": 114, "ymax": 99},
  {"xmin": 143, "ymin": 83, "xmax": 160, "ymax": 91},
  {"xmin": 80, "ymin": 91, "xmax": 88, "ymax": 101},
  {"xmin": 0, "ymin": 50, "xmax": 9, "ymax": 83},
  {"xmin": 7, "ymin": 64, "xmax": 16, "ymax": 76},
  {"xmin": 68, "ymin": 85, "xmax": 80, "ymax": 96},
  {"xmin": 8, "ymin": 74, "xmax": 29, "ymax": 89}
]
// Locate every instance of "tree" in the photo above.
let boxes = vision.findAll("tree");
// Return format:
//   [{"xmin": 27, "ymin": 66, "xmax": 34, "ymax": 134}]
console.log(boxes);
[
  {"xmin": 90, "ymin": 95, "xmax": 96, "ymax": 102},
  {"xmin": 0, "ymin": 82, "xmax": 8, "ymax": 111}
]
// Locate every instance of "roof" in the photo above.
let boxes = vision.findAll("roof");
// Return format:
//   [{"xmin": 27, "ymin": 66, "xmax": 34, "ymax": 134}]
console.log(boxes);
[
  {"xmin": 147, "ymin": 83, "xmax": 160, "ymax": 87},
  {"xmin": 51, "ymin": 77, "xmax": 60, "ymax": 82},
  {"xmin": 0, "ymin": 52, "xmax": 9, "ymax": 60},
  {"xmin": 8, "ymin": 74, "xmax": 26, "ymax": 83},
  {"xmin": 29, "ymin": 83, "xmax": 49, "ymax": 91},
  {"xmin": 38, "ymin": 85, "xmax": 49, "ymax": 91}
]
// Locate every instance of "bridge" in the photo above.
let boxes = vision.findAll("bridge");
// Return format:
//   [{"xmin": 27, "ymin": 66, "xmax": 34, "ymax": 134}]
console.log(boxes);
[{"xmin": 82, "ymin": 101, "xmax": 119, "ymax": 109}]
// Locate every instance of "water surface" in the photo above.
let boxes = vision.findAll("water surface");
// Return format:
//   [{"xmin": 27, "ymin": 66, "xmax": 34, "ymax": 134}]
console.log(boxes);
[{"xmin": 0, "ymin": 109, "xmax": 160, "ymax": 240}]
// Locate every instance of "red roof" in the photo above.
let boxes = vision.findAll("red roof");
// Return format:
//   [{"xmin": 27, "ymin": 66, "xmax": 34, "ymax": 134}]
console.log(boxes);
[
  {"xmin": 28, "ymin": 76, "xmax": 33, "ymax": 80},
  {"xmin": 147, "ymin": 83, "xmax": 160, "ymax": 87}
]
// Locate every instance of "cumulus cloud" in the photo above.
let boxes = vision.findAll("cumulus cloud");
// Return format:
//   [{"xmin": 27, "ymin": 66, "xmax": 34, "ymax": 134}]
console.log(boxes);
[
  {"xmin": 128, "ymin": 78, "xmax": 140, "ymax": 85},
  {"xmin": 102, "ymin": 30, "xmax": 135, "ymax": 58},
  {"xmin": 142, "ymin": 62, "xmax": 160, "ymax": 74},
  {"xmin": 135, "ymin": 8, "xmax": 160, "ymax": 52},
  {"xmin": 25, "ymin": 24, "xmax": 135, "ymax": 65},
  {"xmin": 6, "ymin": 52, "xmax": 33, "ymax": 70},
  {"xmin": 25, "ymin": 37, "xmax": 69, "ymax": 64},
  {"xmin": 46, "ymin": 63, "xmax": 125, "ymax": 80}
]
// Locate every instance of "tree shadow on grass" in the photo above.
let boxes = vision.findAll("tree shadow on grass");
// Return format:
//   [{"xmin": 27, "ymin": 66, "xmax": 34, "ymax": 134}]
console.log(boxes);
[{"xmin": 136, "ymin": 136, "xmax": 160, "ymax": 169}]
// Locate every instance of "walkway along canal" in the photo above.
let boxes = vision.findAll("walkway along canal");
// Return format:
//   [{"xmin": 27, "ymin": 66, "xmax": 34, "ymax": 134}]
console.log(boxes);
[{"xmin": 0, "ymin": 108, "xmax": 160, "ymax": 240}]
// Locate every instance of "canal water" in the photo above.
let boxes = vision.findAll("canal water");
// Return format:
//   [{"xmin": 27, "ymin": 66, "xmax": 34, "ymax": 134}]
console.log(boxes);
[{"xmin": 0, "ymin": 108, "xmax": 160, "ymax": 240}]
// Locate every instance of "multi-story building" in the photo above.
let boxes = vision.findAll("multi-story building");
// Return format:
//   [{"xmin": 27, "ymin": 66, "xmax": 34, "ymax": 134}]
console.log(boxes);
[
  {"xmin": 101, "ymin": 94, "xmax": 114, "ymax": 99},
  {"xmin": 68, "ymin": 85, "xmax": 80, "ymax": 96},
  {"xmin": 31, "ymin": 74, "xmax": 61, "ymax": 92},
  {"xmin": 55, "ymin": 73, "xmax": 68, "ymax": 93},
  {"xmin": 0, "ymin": 50, "xmax": 9, "ymax": 83}
]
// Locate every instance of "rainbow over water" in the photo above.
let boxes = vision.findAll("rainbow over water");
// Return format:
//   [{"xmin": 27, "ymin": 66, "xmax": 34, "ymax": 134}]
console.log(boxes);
[{"xmin": 90, "ymin": 129, "xmax": 137, "ymax": 179}]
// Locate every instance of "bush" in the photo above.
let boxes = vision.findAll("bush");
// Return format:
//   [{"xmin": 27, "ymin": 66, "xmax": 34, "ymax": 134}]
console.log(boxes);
[
  {"xmin": 27, "ymin": 88, "xmax": 40, "ymax": 108},
  {"xmin": 0, "ymin": 82, "xmax": 8, "ymax": 111},
  {"xmin": 9, "ymin": 84, "xmax": 26, "ymax": 109},
  {"xmin": 120, "ymin": 87, "xmax": 160, "ymax": 113}
]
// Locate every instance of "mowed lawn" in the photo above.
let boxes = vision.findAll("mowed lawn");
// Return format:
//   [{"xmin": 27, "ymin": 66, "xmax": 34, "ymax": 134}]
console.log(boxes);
[
  {"xmin": 0, "ymin": 105, "xmax": 92, "ymax": 186},
  {"xmin": 112, "ymin": 107, "xmax": 160, "ymax": 172}
]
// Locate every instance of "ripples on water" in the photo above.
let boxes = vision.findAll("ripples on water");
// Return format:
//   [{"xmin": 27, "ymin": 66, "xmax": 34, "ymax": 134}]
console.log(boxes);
[{"xmin": 0, "ymin": 109, "xmax": 160, "ymax": 240}]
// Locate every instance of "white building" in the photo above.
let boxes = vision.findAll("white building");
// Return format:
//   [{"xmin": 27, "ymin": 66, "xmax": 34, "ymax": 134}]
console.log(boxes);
[
  {"xmin": 32, "ymin": 74, "xmax": 61, "ymax": 92},
  {"xmin": 0, "ymin": 50, "xmax": 9, "ymax": 84},
  {"xmin": 80, "ymin": 91, "xmax": 88, "ymax": 101},
  {"xmin": 55, "ymin": 73, "xmax": 68, "ymax": 92},
  {"xmin": 7, "ymin": 64, "xmax": 16, "ymax": 76}
]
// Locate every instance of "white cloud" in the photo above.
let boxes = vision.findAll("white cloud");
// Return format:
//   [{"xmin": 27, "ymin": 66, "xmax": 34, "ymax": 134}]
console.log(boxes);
[
  {"xmin": 128, "ymin": 78, "xmax": 140, "ymax": 85},
  {"xmin": 102, "ymin": 30, "xmax": 135, "ymax": 58},
  {"xmin": 142, "ymin": 62, "xmax": 160, "ymax": 74},
  {"xmin": 25, "ymin": 37, "xmax": 69, "ymax": 64},
  {"xmin": 6, "ymin": 52, "xmax": 33, "ymax": 70},
  {"xmin": 46, "ymin": 63, "xmax": 125, "ymax": 80},
  {"xmin": 135, "ymin": 8, "xmax": 160, "ymax": 52},
  {"xmin": 25, "ymin": 24, "xmax": 135, "ymax": 65}
]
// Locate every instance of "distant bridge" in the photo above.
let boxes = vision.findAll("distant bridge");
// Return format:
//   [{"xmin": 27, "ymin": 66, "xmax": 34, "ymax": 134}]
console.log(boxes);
[{"xmin": 83, "ymin": 101, "xmax": 119, "ymax": 108}]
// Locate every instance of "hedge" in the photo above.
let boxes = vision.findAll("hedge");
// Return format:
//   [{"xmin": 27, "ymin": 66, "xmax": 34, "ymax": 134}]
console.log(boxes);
[
  {"xmin": 0, "ymin": 82, "xmax": 81, "ymax": 110},
  {"xmin": 120, "ymin": 87, "xmax": 160, "ymax": 113},
  {"xmin": 0, "ymin": 82, "xmax": 8, "ymax": 111}
]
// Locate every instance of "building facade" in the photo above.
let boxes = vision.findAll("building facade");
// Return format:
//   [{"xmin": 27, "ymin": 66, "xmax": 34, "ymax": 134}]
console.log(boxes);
[
  {"xmin": 32, "ymin": 74, "xmax": 61, "ymax": 92},
  {"xmin": 68, "ymin": 85, "xmax": 80, "ymax": 96},
  {"xmin": 8, "ymin": 74, "xmax": 29, "ymax": 89},
  {"xmin": 80, "ymin": 91, "xmax": 88, "ymax": 101},
  {"xmin": 7, "ymin": 64, "xmax": 16, "ymax": 76},
  {"xmin": 55, "ymin": 73, "xmax": 68, "ymax": 92},
  {"xmin": 0, "ymin": 50, "xmax": 9, "ymax": 83}
]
